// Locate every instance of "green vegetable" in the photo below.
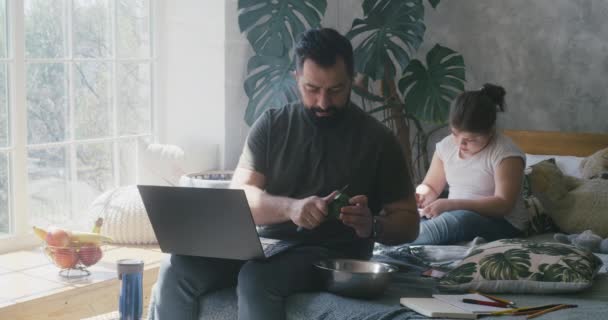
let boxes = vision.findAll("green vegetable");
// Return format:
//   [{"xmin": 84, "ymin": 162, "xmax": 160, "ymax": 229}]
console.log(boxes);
[{"xmin": 327, "ymin": 193, "xmax": 350, "ymax": 220}]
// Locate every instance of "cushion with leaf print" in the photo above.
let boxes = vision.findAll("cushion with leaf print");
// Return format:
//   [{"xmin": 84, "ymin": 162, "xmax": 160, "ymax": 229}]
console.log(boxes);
[
  {"xmin": 523, "ymin": 195, "xmax": 557, "ymax": 236},
  {"xmin": 438, "ymin": 239, "xmax": 603, "ymax": 293},
  {"xmin": 522, "ymin": 165, "xmax": 557, "ymax": 236}
]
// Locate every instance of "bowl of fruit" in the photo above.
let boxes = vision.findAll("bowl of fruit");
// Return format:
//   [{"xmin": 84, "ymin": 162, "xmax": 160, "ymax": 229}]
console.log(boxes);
[{"xmin": 34, "ymin": 220, "xmax": 112, "ymax": 278}]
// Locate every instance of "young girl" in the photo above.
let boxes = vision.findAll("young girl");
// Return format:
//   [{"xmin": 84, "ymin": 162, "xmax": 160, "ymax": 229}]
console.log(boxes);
[{"xmin": 413, "ymin": 83, "xmax": 527, "ymax": 245}]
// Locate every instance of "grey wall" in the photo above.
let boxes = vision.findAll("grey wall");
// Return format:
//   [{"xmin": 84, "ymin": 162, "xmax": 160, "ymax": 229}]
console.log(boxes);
[
  {"xmin": 423, "ymin": 0, "xmax": 608, "ymax": 134},
  {"xmin": 224, "ymin": 0, "xmax": 608, "ymax": 168},
  {"xmin": 223, "ymin": 1, "xmax": 359, "ymax": 169}
]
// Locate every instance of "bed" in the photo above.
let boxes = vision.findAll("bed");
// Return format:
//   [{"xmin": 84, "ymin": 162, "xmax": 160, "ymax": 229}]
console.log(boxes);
[{"xmin": 162, "ymin": 130, "xmax": 608, "ymax": 320}]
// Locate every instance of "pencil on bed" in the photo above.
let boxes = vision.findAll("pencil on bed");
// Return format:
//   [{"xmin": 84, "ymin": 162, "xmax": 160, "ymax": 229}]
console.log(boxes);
[
  {"xmin": 474, "ymin": 292, "xmax": 516, "ymax": 307},
  {"xmin": 526, "ymin": 304, "xmax": 577, "ymax": 319},
  {"xmin": 490, "ymin": 304, "xmax": 560, "ymax": 315}
]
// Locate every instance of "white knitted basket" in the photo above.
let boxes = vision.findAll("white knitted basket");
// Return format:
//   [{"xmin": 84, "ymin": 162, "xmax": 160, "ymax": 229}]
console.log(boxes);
[{"xmin": 87, "ymin": 185, "xmax": 157, "ymax": 245}]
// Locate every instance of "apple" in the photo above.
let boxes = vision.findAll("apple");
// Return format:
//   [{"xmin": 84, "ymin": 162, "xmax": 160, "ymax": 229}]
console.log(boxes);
[
  {"xmin": 78, "ymin": 244, "xmax": 102, "ymax": 266},
  {"xmin": 53, "ymin": 248, "xmax": 79, "ymax": 269},
  {"xmin": 45, "ymin": 227, "xmax": 71, "ymax": 247}
]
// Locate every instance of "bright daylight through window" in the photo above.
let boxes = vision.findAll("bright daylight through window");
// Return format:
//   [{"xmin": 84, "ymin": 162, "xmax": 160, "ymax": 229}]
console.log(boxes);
[
  {"xmin": 1, "ymin": 0, "xmax": 10, "ymax": 234},
  {"xmin": 0, "ymin": 0, "xmax": 153, "ymax": 240}
]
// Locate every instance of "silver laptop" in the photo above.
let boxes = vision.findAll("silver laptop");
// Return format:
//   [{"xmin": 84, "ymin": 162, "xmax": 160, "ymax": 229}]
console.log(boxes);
[{"xmin": 138, "ymin": 185, "xmax": 297, "ymax": 260}]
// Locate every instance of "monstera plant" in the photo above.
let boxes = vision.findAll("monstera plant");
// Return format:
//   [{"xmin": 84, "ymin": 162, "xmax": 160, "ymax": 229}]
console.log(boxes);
[{"xmin": 238, "ymin": 0, "xmax": 466, "ymax": 182}]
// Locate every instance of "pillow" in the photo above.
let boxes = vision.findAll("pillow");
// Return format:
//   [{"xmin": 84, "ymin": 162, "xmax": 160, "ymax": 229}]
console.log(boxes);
[
  {"xmin": 137, "ymin": 138, "xmax": 187, "ymax": 186},
  {"xmin": 525, "ymin": 154, "xmax": 585, "ymax": 178},
  {"xmin": 528, "ymin": 159, "xmax": 608, "ymax": 237},
  {"xmin": 521, "ymin": 160, "xmax": 558, "ymax": 236},
  {"xmin": 136, "ymin": 137, "xmax": 219, "ymax": 186},
  {"xmin": 438, "ymin": 239, "xmax": 603, "ymax": 293},
  {"xmin": 580, "ymin": 147, "xmax": 608, "ymax": 179},
  {"xmin": 86, "ymin": 185, "xmax": 157, "ymax": 244},
  {"xmin": 522, "ymin": 195, "xmax": 557, "ymax": 237}
]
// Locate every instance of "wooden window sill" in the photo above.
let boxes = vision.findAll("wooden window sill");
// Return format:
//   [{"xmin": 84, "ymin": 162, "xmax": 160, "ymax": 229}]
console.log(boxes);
[{"xmin": 0, "ymin": 244, "xmax": 164, "ymax": 320}]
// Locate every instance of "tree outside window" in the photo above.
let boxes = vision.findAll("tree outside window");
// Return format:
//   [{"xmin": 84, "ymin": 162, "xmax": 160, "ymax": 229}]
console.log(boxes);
[{"xmin": 0, "ymin": 0, "xmax": 154, "ymax": 235}]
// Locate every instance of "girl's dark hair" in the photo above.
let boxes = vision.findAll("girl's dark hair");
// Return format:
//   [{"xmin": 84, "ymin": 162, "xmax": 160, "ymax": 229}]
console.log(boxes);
[
  {"xmin": 449, "ymin": 83, "xmax": 506, "ymax": 134},
  {"xmin": 295, "ymin": 28, "xmax": 354, "ymax": 77}
]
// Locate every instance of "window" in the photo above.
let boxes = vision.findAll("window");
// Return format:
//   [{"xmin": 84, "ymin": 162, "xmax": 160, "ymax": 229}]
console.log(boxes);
[
  {"xmin": 1, "ymin": 0, "xmax": 154, "ymax": 245},
  {"xmin": 1, "ymin": 0, "xmax": 10, "ymax": 235}
]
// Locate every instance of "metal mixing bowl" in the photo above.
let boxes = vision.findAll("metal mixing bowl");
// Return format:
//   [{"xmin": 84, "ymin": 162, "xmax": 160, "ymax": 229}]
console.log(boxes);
[{"xmin": 314, "ymin": 259, "xmax": 398, "ymax": 299}]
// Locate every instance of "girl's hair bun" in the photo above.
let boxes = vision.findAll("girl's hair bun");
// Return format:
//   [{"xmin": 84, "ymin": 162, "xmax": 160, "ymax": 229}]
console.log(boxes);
[{"xmin": 480, "ymin": 83, "xmax": 506, "ymax": 111}]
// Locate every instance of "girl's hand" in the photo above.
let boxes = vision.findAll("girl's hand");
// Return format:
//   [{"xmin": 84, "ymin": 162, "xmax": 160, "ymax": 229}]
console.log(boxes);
[
  {"xmin": 415, "ymin": 184, "xmax": 439, "ymax": 209},
  {"xmin": 420, "ymin": 199, "xmax": 452, "ymax": 219}
]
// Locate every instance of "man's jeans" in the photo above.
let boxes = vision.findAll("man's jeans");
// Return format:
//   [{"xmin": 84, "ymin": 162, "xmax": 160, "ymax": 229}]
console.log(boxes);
[
  {"xmin": 411, "ymin": 210, "xmax": 522, "ymax": 245},
  {"xmin": 149, "ymin": 246, "xmax": 335, "ymax": 320}
]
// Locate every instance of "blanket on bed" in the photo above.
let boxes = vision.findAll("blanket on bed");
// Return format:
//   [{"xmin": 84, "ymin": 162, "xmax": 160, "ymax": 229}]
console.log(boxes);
[
  {"xmin": 147, "ymin": 236, "xmax": 608, "ymax": 320},
  {"xmin": 372, "ymin": 237, "xmax": 490, "ymax": 271}
]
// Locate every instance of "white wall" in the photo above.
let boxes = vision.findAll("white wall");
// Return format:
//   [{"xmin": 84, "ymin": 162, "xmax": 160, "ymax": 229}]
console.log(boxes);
[
  {"xmin": 156, "ymin": 0, "xmax": 226, "ymax": 172},
  {"xmin": 224, "ymin": 0, "xmax": 251, "ymax": 170}
]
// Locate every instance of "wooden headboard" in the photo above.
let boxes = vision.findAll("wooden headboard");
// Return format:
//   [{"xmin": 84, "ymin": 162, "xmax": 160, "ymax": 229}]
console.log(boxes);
[{"xmin": 503, "ymin": 130, "xmax": 608, "ymax": 156}]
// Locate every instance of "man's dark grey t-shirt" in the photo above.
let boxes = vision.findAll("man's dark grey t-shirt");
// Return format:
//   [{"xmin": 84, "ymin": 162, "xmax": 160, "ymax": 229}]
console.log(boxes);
[{"xmin": 237, "ymin": 102, "xmax": 413, "ymax": 257}]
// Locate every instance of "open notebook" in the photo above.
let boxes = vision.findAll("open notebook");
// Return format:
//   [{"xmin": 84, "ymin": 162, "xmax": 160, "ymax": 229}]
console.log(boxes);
[{"xmin": 400, "ymin": 293, "xmax": 510, "ymax": 319}]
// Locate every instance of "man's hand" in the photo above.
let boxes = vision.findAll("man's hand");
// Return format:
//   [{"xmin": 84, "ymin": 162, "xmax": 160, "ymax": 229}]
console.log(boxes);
[
  {"xmin": 289, "ymin": 191, "xmax": 338, "ymax": 230},
  {"xmin": 419, "ymin": 198, "xmax": 452, "ymax": 219},
  {"xmin": 339, "ymin": 195, "xmax": 373, "ymax": 238}
]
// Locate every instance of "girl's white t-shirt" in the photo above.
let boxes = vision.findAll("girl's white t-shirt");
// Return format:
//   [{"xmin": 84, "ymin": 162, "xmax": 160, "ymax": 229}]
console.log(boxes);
[{"xmin": 435, "ymin": 133, "xmax": 528, "ymax": 230}]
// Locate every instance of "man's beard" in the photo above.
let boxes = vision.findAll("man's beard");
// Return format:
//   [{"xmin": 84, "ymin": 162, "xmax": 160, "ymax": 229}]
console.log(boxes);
[{"xmin": 304, "ymin": 102, "xmax": 349, "ymax": 128}]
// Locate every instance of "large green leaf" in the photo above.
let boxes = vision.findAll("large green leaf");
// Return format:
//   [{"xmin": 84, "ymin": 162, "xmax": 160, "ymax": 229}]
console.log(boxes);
[
  {"xmin": 536, "ymin": 263, "xmax": 586, "ymax": 282},
  {"xmin": 479, "ymin": 249, "xmax": 532, "ymax": 280},
  {"xmin": 238, "ymin": 0, "xmax": 327, "ymax": 57},
  {"xmin": 347, "ymin": 0, "xmax": 425, "ymax": 80},
  {"xmin": 243, "ymin": 55, "xmax": 298, "ymax": 125},
  {"xmin": 428, "ymin": 0, "xmax": 440, "ymax": 9},
  {"xmin": 563, "ymin": 258, "xmax": 598, "ymax": 280},
  {"xmin": 440, "ymin": 262, "xmax": 477, "ymax": 285},
  {"xmin": 398, "ymin": 44, "xmax": 465, "ymax": 123}
]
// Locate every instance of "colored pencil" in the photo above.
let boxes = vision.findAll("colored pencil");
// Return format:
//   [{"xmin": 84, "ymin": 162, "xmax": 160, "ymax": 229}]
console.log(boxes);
[
  {"xmin": 512, "ymin": 309, "xmax": 546, "ymax": 316},
  {"xmin": 462, "ymin": 298, "xmax": 509, "ymax": 308},
  {"xmin": 526, "ymin": 304, "xmax": 577, "ymax": 319},
  {"xmin": 475, "ymin": 291, "xmax": 516, "ymax": 307},
  {"xmin": 490, "ymin": 304, "xmax": 561, "ymax": 315}
]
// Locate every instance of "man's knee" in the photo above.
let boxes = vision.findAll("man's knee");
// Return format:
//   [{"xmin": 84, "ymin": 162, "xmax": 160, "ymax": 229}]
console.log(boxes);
[
  {"xmin": 158, "ymin": 255, "xmax": 197, "ymax": 282},
  {"xmin": 158, "ymin": 255, "xmax": 238, "ymax": 296},
  {"xmin": 157, "ymin": 255, "xmax": 179, "ymax": 284},
  {"xmin": 237, "ymin": 261, "xmax": 275, "ymax": 297},
  {"xmin": 155, "ymin": 255, "xmax": 189, "ymax": 297}
]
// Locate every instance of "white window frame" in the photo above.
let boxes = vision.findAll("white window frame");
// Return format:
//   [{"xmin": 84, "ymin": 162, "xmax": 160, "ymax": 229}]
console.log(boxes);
[{"xmin": 0, "ymin": 0, "xmax": 160, "ymax": 253}]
